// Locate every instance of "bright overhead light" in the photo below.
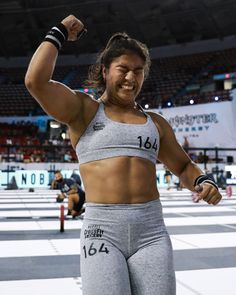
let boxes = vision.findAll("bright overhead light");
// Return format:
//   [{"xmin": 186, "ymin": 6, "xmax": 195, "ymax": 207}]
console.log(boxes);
[
  {"xmin": 50, "ymin": 121, "xmax": 60, "ymax": 129},
  {"xmin": 61, "ymin": 132, "xmax": 66, "ymax": 140}
]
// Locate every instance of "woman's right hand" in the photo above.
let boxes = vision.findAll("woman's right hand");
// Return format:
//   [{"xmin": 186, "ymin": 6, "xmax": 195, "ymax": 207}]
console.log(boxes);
[{"xmin": 61, "ymin": 15, "xmax": 85, "ymax": 41}]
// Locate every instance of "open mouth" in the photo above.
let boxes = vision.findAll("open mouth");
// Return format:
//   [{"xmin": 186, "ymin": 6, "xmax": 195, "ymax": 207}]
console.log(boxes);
[{"xmin": 120, "ymin": 84, "xmax": 135, "ymax": 91}]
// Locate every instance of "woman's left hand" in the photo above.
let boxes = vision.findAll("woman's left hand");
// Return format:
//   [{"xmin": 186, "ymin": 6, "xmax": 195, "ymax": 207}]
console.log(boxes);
[{"xmin": 194, "ymin": 183, "xmax": 222, "ymax": 205}]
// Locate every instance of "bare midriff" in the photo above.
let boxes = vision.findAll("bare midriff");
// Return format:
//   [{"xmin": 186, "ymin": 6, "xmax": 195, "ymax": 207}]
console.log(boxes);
[{"xmin": 79, "ymin": 156, "xmax": 160, "ymax": 204}]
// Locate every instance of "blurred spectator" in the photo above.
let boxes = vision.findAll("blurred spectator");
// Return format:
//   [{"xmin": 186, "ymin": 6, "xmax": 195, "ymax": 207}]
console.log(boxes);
[
  {"xmin": 64, "ymin": 151, "xmax": 72, "ymax": 162},
  {"xmin": 164, "ymin": 165, "xmax": 172, "ymax": 190},
  {"xmin": 52, "ymin": 170, "xmax": 85, "ymax": 218},
  {"xmin": 182, "ymin": 136, "xmax": 189, "ymax": 153},
  {"xmin": 217, "ymin": 169, "xmax": 226, "ymax": 189},
  {"xmin": 15, "ymin": 148, "xmax": 24, "ymax": 162},
  {"xmin": 189, "ymin": 152, "xmax": 198, "ymax": 162},
  {"xmin": 71, "ymin": 170, "xmax": 82, "ymax": 186},
  {"xmin": 23, "ymin": 151, "xmax": 31, "ymax": 163},
  {"xmin": 197, "ymin": 152, "xmax": 209, "ymax": 164}
]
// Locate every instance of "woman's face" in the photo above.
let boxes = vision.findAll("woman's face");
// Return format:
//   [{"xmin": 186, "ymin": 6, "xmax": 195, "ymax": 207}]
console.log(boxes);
[{"xmin": 102, "ymin": 51, "xmax": 145, "ymax": 106}]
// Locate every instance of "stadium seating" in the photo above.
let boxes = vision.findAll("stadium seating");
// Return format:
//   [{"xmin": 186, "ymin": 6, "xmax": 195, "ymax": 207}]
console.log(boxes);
[{"xmin": 0, "ymin": 47, "xmax": 235, "ymax": 116}]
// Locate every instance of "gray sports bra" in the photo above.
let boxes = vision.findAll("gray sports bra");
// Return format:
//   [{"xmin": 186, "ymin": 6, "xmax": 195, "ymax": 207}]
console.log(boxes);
[{"xmin": 76, "ymin": 102, "xmax": 160, "ymax": 165}]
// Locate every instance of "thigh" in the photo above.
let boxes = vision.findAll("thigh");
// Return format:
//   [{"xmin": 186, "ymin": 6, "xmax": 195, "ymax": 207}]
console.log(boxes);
[
  {"xmin": 80, "ymin": 234, "xmax": 132, "ymax": 295},
  {"xmin": 127, "ymin": 235, "xmax": 176, "ymax": 295},
  {"xmin": 70, "ymin": 193, "xmax": 79, "ymax": 203}
]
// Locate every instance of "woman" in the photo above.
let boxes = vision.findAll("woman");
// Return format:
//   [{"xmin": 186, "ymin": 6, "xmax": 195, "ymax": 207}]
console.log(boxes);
[{"xmin": 25, "ymin": 14, "xmax": 222, "ymax": 295}]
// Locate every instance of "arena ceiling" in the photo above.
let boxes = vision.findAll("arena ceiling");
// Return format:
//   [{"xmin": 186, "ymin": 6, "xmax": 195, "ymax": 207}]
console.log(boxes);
[{"xmin": 1, "ymin": 0, "xmax": 236, "ymax": 58}]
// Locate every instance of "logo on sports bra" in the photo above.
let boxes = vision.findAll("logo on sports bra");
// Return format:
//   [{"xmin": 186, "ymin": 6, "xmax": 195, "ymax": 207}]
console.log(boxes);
[{"xmin": 93, "ymin": 122, "xmax": 105, "ymax": 131}]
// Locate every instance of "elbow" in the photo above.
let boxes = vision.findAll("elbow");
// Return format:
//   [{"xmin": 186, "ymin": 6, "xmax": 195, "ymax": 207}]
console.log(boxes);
[
  {"xmin": 24, "ymin": 73, "xmax": 38, "ymax": 92},
  {"xmin": 25, "ymin": 73, "xmax": 45, "ymax": 95},
  {"xmin": 25, "ymin": 73, "xmax": 34, "ymax": 92},
  {"xmin": 24, "ymin": 76, "xmax": 32, "ymax": 91},
  {"xmin": 24, "ymin": 75, "xmax": 44, "ymax": 102}
]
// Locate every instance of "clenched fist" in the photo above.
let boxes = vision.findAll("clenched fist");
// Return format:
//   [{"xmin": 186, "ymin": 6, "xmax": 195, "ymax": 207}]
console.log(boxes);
[
  {"xmin": 61, "ymin": 14, "xmax": 86, "ymax": 41},
  {"xmin": 194, "ymin": 183, "xmax": 222, "ymax": 205}
]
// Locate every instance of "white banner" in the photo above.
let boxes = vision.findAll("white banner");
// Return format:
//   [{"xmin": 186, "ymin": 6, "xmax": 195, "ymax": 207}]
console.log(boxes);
[
  {"xmin": 15, "ymin": 170, "xmax": 49, "ymax": 188},
  {"xmin": 0, "ymin": 169, "xmax": 81, "ymax": 189},
  {"xmin": 14, "ymin": 170, "xmax": 78, "ymax": 188},
  {"xmin": 153, "ymin": 100, "xmax": 236, "ymax": 148}
]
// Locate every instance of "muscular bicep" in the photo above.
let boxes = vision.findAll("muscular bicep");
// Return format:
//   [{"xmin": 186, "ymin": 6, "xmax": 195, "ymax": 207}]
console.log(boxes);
[
  {"xmin": 25, "ymin": 42, "xmax": 88, "ymax": 124},
  {"xmin": 26, "ymin": 79, "xmax": 86, "ymax": 124}
]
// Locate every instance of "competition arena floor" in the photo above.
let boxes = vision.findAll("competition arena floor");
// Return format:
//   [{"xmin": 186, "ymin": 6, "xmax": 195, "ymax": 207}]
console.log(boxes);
[{"xmin": 0, "ymin": 188, "xmax": 236, "ymax": 295}]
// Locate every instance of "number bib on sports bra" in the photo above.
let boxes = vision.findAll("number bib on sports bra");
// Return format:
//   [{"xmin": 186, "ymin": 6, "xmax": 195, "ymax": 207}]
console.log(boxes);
[{"xmin": 76, "ymin": 102, "xmax": 160, "ymax": 165}]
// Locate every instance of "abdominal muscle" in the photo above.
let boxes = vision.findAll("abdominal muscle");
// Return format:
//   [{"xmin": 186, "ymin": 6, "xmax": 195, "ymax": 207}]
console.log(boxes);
[{"xmin": 79, "ymin": 156, "xmax": 160, "ymax": 204}]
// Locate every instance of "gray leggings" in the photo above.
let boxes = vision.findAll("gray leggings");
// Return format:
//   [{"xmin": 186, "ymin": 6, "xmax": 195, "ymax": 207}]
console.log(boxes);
[{"xmin": 80, "ymin": 199, "xmax": 176, "ymax": 295}]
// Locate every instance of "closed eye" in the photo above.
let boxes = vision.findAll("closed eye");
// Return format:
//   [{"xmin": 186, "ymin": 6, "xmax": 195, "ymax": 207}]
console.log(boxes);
[{"xmin": 116, "ymin": 66, "xmax": 144, "ymax": 76}]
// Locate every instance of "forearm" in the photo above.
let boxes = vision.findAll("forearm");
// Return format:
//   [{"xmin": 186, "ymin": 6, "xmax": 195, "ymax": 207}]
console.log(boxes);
[{"xmin": 179, "ymin": 161, "xmax": 204, "ymax": 192}]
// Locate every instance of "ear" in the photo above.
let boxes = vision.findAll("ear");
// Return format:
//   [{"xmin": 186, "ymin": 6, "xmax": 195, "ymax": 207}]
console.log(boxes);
[{"xmin": 102, "ymin": 65, "xmax": 106, "ymax": 81}]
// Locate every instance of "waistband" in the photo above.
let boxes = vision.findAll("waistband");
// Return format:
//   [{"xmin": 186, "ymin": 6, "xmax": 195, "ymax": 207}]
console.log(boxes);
[
  {"xmin": 84, "ymin": 198, "xmax": 164, "ymax": 224},
  {"xmin": 86, "ymin": 198, "xmax": 158, "ymax": 208}
]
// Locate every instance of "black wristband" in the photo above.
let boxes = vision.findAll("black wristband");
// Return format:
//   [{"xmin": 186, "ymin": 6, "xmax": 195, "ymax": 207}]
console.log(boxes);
[
  {"xmin": 56, "ymin": 23, "xmax": 68, "ymax": 40},
  {"xmin": 194, "ymin": 175, "xmax": 218, "ymax": 190},
  {"xmin": 44, "ymin": 23, "xmax": 68, "ymax": 50},
  {"xmin": 77, "ymin": 28, "xmax": 87, "ymax": 40}
]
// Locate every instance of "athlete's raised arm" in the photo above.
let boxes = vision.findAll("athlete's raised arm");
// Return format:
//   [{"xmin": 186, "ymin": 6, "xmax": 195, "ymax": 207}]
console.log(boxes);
[{"xmin": 25, "ymin": 15, "xmax": 90, "ymax": 125}]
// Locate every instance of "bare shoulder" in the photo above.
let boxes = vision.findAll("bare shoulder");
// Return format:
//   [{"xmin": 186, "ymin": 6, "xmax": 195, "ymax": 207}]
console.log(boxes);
[
  {"xmin": 69, "ymin": 91, "xmax": 99, "ymax": 147},
  {"xmin": 147, "ymin": 111, "xmax": 168, "ymax": 123},
  {"xmin": 74, "ymin": 90, "xmax": 96, "ymax": 105},
  {"xmin": 147, "ymin": 111, "xmax": 172, "ymax": 138},
  {"xmin": 74, "ymin": 90, "xmax": 99, "ymax": 120}
]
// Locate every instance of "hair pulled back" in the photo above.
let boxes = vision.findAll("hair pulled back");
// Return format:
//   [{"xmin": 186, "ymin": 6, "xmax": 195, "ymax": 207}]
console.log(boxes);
[{"xmin": 84, "ymin": 32, "xmax": 151, "ymax": 94}]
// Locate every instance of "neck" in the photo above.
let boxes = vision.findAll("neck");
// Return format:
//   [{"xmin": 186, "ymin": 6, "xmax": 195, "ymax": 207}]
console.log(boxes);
[{"xmin": 99, "ymin": 96, "xmax": 138, "ymax": 111}]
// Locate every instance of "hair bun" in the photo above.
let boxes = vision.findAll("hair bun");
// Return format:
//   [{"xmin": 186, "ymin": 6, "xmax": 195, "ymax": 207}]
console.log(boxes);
[{"xmin": 106, "ymin": 32, "xmax": 129, "ymax": 48}]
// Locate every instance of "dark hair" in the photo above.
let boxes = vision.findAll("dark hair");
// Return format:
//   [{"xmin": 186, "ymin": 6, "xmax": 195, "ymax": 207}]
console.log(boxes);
[{"xmin": 84, "ymin": 32, "xmax": 151, "ymax": 94}]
